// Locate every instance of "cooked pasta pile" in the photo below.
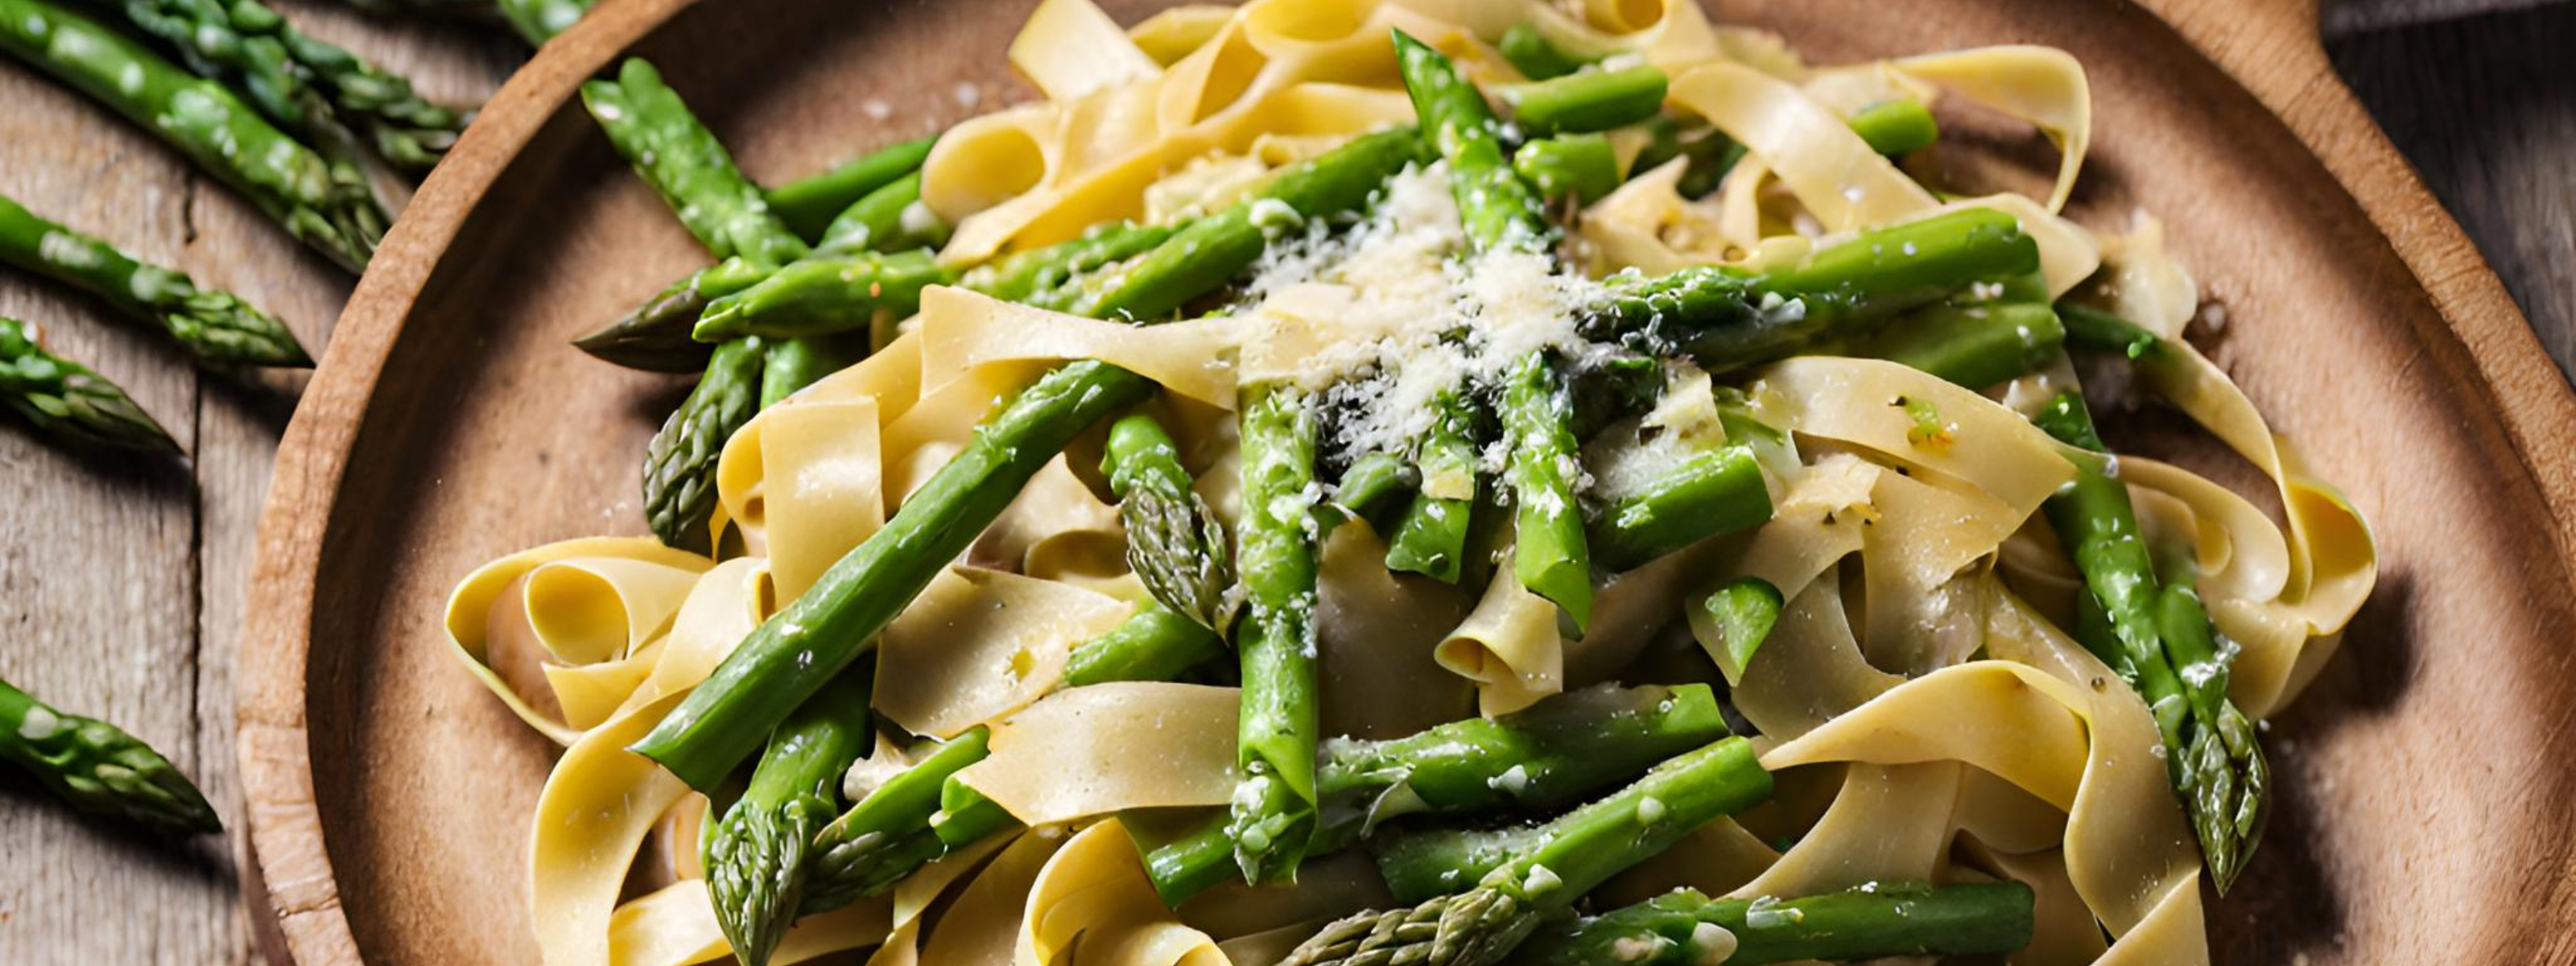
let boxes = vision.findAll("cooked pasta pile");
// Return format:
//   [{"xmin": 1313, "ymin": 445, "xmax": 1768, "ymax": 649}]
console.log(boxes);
[{"xmin": 444, "ymin": 2, "xmax": 2378, "ymax": 964}]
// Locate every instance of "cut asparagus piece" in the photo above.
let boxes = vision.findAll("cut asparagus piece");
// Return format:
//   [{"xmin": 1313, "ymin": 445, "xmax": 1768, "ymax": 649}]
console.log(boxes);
[
  {"xmin": 815, "ymin": 171, "xmax": 947, "ymax": 255},
  {"xmin": 957, "ymin": 219, "xmax": 1183, "ymax": 305},
  {"xmin": 1700, "ymin": 577, "xmax": 1783, "ymax": 675},
  {"xmin": 0, "ymin": 193, "xmax": 309, "ymax": 367},
  {"xmin": 1065, "ymin": 601, "xmax": 1229, "ymax": 687},
  {"xmin": 1384, "ymin": 390, "xmax": 1480, "ymax": 584},
  {"xmin": 691, "ymin": 249, "xmax": 948, "ymax": 341},
  {"xmin": 2032, "ymin": 390, "xmax": 2265, "ymax": 892},
  {"xmin": 1847, "ymin": 98, "xmax": 1941, "ymax": 156},
  {"xmin": 1105, "ymin": 411, "xmax": 1237, "ymax": 630},
  {"xmin": 767, "ymin": 135, "xmax": 938, "ymax": 242},
  {"xmin": 0, "ymin": 675, "xmax": 217, "ymax": 833},
  {"xmin": 1587, "ymin": 444, "xmax": 1772, "ymax": 573},
  {"xmin": 1515, "ymin": 881, "xmax": 2036, "ymax": 965},
  {"xmin": 1331, "ymin": 451, "xmax": 1419, "ymax": 532},
  {"xmin": 1501, "ymin": 63, "xmax": 1669, "ymax": 135},
  {"xmin": 1856, "ymin": 301, "xmax": 2065, "ymax": 390},
  {"xmin": 704, "ymin": 667, "xmax": 873, "ymax": 966},
  {"xmin": 1285, "ymin": 737, "xmax": 1773, "ymax": 966},
  {"xmin": 0, "ymin": 0, "xmax": 383, "ymax": 270},
  {"xmin": 1579, "ymin": 207, "xmax": 2041, "ymax": 369},
  {"xmin": 1228, "ymin": 381, "xmax": 1323, "ymax": 884},
  {"xmin": 759, "ymin": 332, "xmax": 868, "ymax": 407},
  {"xmin": 1496, "ymin": 23, "xmax": 1588, "ymax": 80},
  {"xmin": 1512, "ymin": 134, "xmax": 1620, "ymax": 206},
  {"xmin": 804, "ymin": 728, "xmax": 989, "ymax": 913},
  {"xmin": 1146, "ymin": 683, "xmax": 1730, "ymax": 906},
  {"xmin": 0, "ymin": 317, "xmax": 180, "ymax": 452},
  {"xmin": 631, "ymin": 128, "xmax": 1430, "ymax": 793}
]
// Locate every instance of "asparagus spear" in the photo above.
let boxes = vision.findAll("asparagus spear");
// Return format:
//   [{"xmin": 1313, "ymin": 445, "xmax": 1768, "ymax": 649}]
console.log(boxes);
[
  {"xmin": 73, "ymin": 0, "xmax": 469, "ymax": 171},
  {"xmin": 1228, "ymin": 381, "xmax": 1323, "ymax": 883},
  {"xmin": 1700, "ymin": 577, "xmax": 1782, "ymax": 675},
  {"xmin": 1578, "ymin": 207, "xmax": 2040, "ymax": 369},
  {"xmin": 1064, "ymin": 601, "xmax": 1229, "ymax": 687},
  {"xmin": 1282, "ymin": 737, "xmax": 1773, "ymax": 966},
  {"xmin": 1514, "ymin": 881, "xmax": 2036, "ymax": 965},
  {"xmin": 803, "ymin": 728, "xmax": 988, "ymax": 913},
  {"xmin": 759, "ymin": 331, "xmax": 866, "ymax": 407},
  {"xmin": 1330, "ymin": 451, "xmax": 1418, "ymax": 532},
  {"xmin": 572, "ymin": 258, "xmax": 763, "ymax": 372},
  {"xmin": 2057, "ymin": 301, "xmax": 2164, "ymax": 359},
  {"xmin": 814, "ymin": 171, "xmax": 947, "ymax": 255},
  {"xmin": 1147, "ymin": 683, "xmax": 1729, "ymax": 906},
  {"xmin": 583, "ymin": 59, "xmax": 807, "ymax": 270},
  {"xmin": 1847, "ymin": 98, "xmax": 1941, "ymax": 156},
  {"xmin": 1496, "ymin": 23, "xmax": 1587, "ymax": 80},
  {"xmin": 2031, "ymin": 390, "xmax": 2265, "ymax": 892},
  {"xmin": 1586, "ymin": 444, "xmax": 1771, "ymax": 572},
  {"xmin": 1626, "ymin": 117, "xmax": 1743, "ymax": 199},
  {"xmin": 767, "ymin": 135, "xmax": 937, "ymax": 242},
  {"xmin": 0, "ymin": 194, "xmax": 309, "ymax": 367},
  {"xmin": 1104, "ymin": 412, "xmax": 1236, "ymax": 630},
  {"xmin": 1394, "ymin": 29, "xmax": 1592, "ymax": 625},
  {"xmin": 641, "ymin": 336, "xmax": 762, "ymax": 551},
  {"xmin": 956, "ymin": 219, "xmax": 1183, "ymax": 305},
  {"xmin": 0, "ymin": 317, "xmax": 180, "ymax": 452},
  {"xmin": 0, "ymin": 0, "xmax": 383, "ymax": 270},
  {"xmin": 1383, "ymin": 388, "xmax": 1479, "ymax": 584},
  {"xmin": 690, "ymin": 248, "xmax": 946, "ymax": 341},
  {"xmin": 1855, "ymin": 301, "xmax": 2064, "ymax": 390},
  {"xmin": 704, "ymin": 667, "xmax": 874, "ymax": 966},
  {"xmin": 1512, "ymin": 134, "xmax": 1619, "ymax": 206},
  {"xmin": 630, "ymin": 130, "xmax": 1426, "ymax": 789},
  {"xmin": 496, "ymin": 0, "xmax": 592, "ymax": 46},
  {"xmin": 0, "ymin": 675, "xmax": 218, "ymax": 833},
  {"xmin": 1500, "ymin": 63, "xmax": 1669, "ymax": 135}
]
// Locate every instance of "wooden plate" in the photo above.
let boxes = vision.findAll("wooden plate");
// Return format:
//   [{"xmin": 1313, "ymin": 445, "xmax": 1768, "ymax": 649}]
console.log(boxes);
[{"xmin": 236, "ymin": 0, "xmax": 2576, "ymax": 962}]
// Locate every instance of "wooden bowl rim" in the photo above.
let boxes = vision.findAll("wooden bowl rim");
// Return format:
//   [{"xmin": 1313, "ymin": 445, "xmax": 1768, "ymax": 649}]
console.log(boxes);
[{"xmin": 233, "ymin": 0, "xmax": 2576, "ymax": 963}]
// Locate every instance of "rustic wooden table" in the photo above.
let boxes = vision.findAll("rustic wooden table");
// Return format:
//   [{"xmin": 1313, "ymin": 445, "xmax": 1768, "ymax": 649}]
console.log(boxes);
[{"xmin": 0, "ymin": 1, "xmax": 2566, "ymax": 962}]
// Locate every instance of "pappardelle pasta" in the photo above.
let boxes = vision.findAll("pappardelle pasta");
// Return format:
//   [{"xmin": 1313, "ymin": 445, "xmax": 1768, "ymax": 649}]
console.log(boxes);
[{"xmin": 446, "ymin": 2, "xmax": 2377, "ymax": 964}]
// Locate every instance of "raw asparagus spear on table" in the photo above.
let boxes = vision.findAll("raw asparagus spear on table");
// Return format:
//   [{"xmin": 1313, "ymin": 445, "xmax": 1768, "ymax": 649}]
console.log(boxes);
[
  {"xmin": 1391, "ymin": 29, "xmax": 1591, "ymax": 625},
  {"xmin": 0, "ymin": 317, "xmax": 180, "ymax": 452},
  {"xmin": 628, "ymin": 126, "xmax": 1426, "ymax": 788},
  {"xmin": 1281, "ymin": 737, "xmax": 1773, "ymax": 966},
  {"xmin": 0, "ymin": 675, "xmax": 217, "ymax": 832},
  {"xmin": 0, "ymin": 0, "xmax": 386, "ymax": 270},
  {"xmin": 68, "ymin": 0, "xmax": 469, "ymax": 171},
  {"xmin": 2031, "ymin": 387, "xmax": 2266, "ymax": 892},
  {"xmin": 1146, "ymin": 682, "xmax": 1728, "ymax": 906},
  {"xmin": 0, "ymin": 194, "xmax": 311, "ymax": 367},
  {"xmin": 703, "ymin": 667, "xmax": 874, "ymax": 966},
  {"xmin": 1515, "ymin": 881, "xmax": 2035, "ymax": 966}
]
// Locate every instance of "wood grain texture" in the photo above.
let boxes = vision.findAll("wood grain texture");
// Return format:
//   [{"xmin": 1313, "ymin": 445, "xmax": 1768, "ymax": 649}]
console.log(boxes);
[
  {"xmin": 0, "ymin": 1, "xmax": 2568, "ymax": 965},
  {"xmin": 0, "ymin": 2, "xmax": 518, "ymax": 962}
]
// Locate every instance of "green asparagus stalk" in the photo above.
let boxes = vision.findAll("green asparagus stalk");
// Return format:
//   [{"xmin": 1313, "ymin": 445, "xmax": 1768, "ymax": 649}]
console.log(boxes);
[
  {"xmin": 584, "ymin": 59, "xmax": 808, "ymax": 270},
  {"xmin": 1284, "ymin": 737, "xmax": 1773, "ymax": 966},
  {"xmin": 573, "ymin": 258, "xmax": 766, "ymax": 372},
  {"xmin": 956, "ymin": 219, "xmax": 1183, "ymax": 305},
  {"xmin": 642, "ymin": 337, "xmax": 762, "ymax": 551},
  {"xmin": 1625, "ymin": 117, "xmax": 1742, "ymax": 199},
  {"xmin": 1146, "ymin": 683, "xmax": 1730, "ymax": 906},
  {"xmin": 1065, "ymin": 601, "xmax": 1230, "ymax": 687},
  {"xmin": 1228, "ymin": 381, "xmax": 1324, "ymax": 883},
  {"xmin": 1331, "ymin": 451, "xmax": 1418, "ymax": 532},
  {"xmin": 2031, "ymin": 390, "xmax": 2264, "ymax": 892},
  {"xmin": 630, "ymin": 128, "xmax": 1429, "ymax": 793},
  {"xmin": 0, "ymin": 317, "xmax": 180, "ymax": 452},
  {"xmin": 1586, "ymin": 444, "xmax": 1771, "ymax": 572},
  {"xmin": 1699, "ymin": 577, "xmax": 1782, "ymax": 675},
  {"xmin": 1395, "ymin": 29, "xmax": 1591, "ymax": 625},
  {"xmin": 497, "ymin": 0, "xmax": 593, "ymax": 46},
  {"xmin": 815, "ymin": 171, "xmax": 947, "ymax": 255},
  {"xmin": 1383, "ymin": 389, "xmax": 1480, "ymax": 584},
  {"xmin": 1578, "ymin": 207, "xmax": 2040, "ymax": 369},
  {"xmin": 0, "ymin": 0, "xmax": 383, "ymax": 270},
  {"xmin": 2056, "ymin": 302, "xmax": 2164, "ymax": 359},
  {"xmin": 1855, "ymin": 302, "xmax": 2064, "ymax": 390},
  {"xmin": 1071, "ymin": 127, "xmax": 1422, "ymax": 320},
  {"xmin": 767, "ymin": 135, "xmax": 937, "ymax": 242},
  {"xmin": 1513, "ymin": 881, "xmax": 2036, "ymax": 965},
  {"xmin": 1847, "ymin": 98, "xmax": 1942, "ymax": 157},
  {"xmin": 73, "ymin": 0, "xmax": 469, "ymax": 171},
  {"xmin": 690, "ymin": 249, "xmax": 947, "ymax": 341},
  {"xmin": 0, "ymin": 675, "xmax": 218, "ymax": 833},
  {"xmin": 803, "ymin": 728, "xmax": 989, "ymax": 913},
  {"xmin": 704, "ymin": 667, "xmax": 874, "ymax": 966},
  {"xmin": 1512, "ymin": 134, "xmax": 1620, "ymax": 206},
  {"xmin": 0, "ymin": 194, "xmax": 309, "ymax": 367},
  {"xmin": 1501, "ymin": 63, "xmax": 1668, "ymax": 135},
  {"xmin": 1104, "ymin": 412, "xmax": 1236, "ymax": 630},
  {"xmin": 1496, "ymin": 23, "xmax": 1588, "ymax": 80}
]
